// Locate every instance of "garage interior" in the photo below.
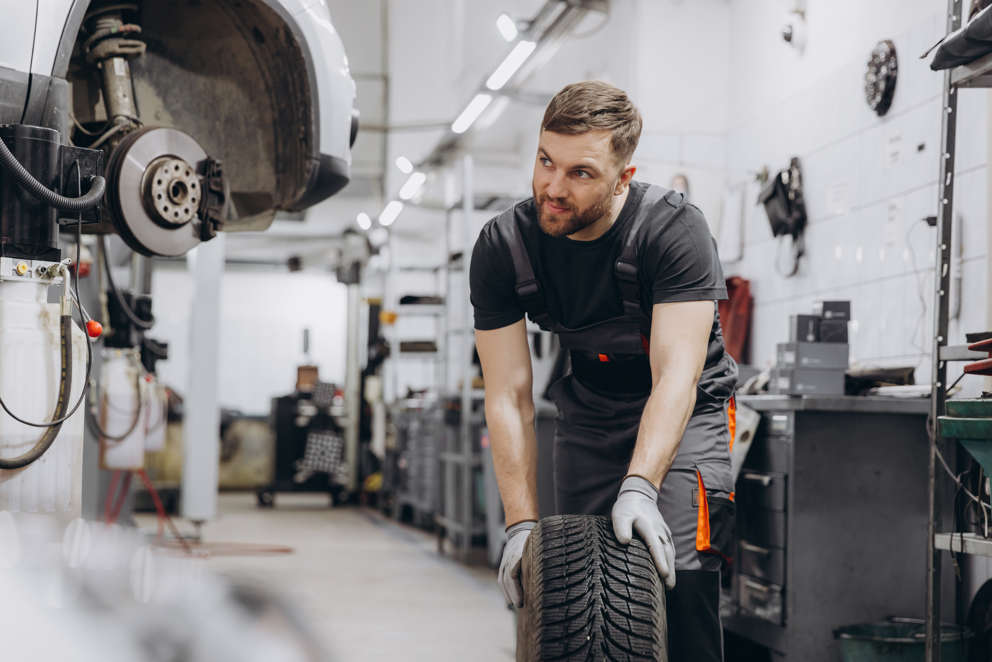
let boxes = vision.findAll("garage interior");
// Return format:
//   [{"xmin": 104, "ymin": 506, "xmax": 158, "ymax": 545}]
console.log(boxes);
[{"xmin": 2, "ymin": 0, "xmax": 992, "ymax": 661}]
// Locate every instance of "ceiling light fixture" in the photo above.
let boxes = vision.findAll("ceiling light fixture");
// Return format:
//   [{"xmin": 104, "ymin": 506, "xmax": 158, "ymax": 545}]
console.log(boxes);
[
  {"xmin": 496, "ymin": 13, "xmax": 518, "ymax": 41},
  {"xmin": 451, "ymin": 93, "xmax": 493, "ymax": 134},
  {"xmin": 356, "ymin": 212, "xmax": 372, "ymax": 230},
  {"xmin": 379, "ymin": 200, "xmax": 404, "ymax": 226},
  {"xmin": 486, "ymin": 40, "xmax": 537, "ymax": 91},
  {"xmin": 398, "ymin": 172, "xmax": 427, "ymax": 200},
  {"xmin": 369, "ymin": 227, "xmax": 389, "ymax": 247},
  {"xmin": 395, "ymin": 156, "xmax": 413, "ymax": 174}
]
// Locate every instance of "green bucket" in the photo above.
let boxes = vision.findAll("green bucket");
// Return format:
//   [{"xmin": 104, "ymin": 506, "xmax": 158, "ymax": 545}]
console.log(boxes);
[{"xmin": 834, "ymin": 618, "xmax": 970, "ymax": 662}]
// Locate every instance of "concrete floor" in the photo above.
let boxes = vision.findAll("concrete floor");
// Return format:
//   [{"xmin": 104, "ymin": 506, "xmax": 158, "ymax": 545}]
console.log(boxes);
[{"xmin": 137, "ymin": 492, "xmax": 515, "ymax": 662}]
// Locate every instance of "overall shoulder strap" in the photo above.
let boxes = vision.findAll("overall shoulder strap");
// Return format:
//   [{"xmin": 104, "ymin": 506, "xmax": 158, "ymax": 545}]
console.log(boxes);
[
  {"xmin": 494, "ymin": 204, "xmax": 554, "ymax": 330},
  {"xmin": 615, "ymin": 186, "xmax": 684, "ymax": 317}
]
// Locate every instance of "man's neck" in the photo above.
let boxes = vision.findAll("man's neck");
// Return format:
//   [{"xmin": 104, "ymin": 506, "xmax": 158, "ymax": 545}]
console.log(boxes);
[{"xmin": 568, "ymin": 187, "xmax": 630, "ymax": 242}]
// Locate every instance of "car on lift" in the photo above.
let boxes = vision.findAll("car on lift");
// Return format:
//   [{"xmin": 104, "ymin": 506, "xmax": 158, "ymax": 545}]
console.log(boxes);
[{"xmin": 0, "ymin": 0, "xmax": 358, "ymax": 255}]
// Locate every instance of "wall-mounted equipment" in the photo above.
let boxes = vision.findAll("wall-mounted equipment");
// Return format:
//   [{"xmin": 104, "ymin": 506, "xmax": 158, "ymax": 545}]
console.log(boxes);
[
  {"xmin": 781, "ymin": 0, "xmax": 807, "ymax": 53},
  {"xmin": 865, "ymin": 40, "xmax": 898, "ymax": 116},
  {"xmin": 758, "ymin": 157, "xmax": 808, "ymax": 278}
]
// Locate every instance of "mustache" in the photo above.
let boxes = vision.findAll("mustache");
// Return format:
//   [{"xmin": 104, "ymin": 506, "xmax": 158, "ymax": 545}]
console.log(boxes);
[{"xmin": 537, "ymin": 194, "xmax": 572, "ymax": 210}]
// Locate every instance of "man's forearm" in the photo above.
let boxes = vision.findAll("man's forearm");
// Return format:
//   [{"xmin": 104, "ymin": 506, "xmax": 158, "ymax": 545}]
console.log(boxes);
[
  {"xmin": 485, "ymin": 393, "xmax": 539, "ymax": 525},
  {"xmin": 627, "ymin": 378, "xmax": 697, "ymax": 488}
]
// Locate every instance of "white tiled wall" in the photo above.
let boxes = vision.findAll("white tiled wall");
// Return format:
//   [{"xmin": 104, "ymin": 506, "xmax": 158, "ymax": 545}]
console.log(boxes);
[{"xmin": 719, "ymin": 3, "xmax": 989, "ymax": 395}]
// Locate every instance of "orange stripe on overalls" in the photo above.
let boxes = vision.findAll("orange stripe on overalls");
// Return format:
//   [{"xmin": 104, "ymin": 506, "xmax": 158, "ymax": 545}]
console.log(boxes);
[{"xmin": 695, "ymin": 470, "xmax": 711, "ymax": 552}]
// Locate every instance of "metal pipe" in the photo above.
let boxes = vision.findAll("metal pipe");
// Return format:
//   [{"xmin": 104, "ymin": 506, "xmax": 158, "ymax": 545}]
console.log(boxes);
[
  {"xmin": 460, "ymin": 154, "xmax": 473, "ymax": 557},
  {"xmin": 129, "ymin": 254, "xmax": 152, "ymax": 295},
  {"xmin": 343, "ymin": 283, "xmax": 362, "ymax": 494},
  {"xmin": 926, "ymin": 2, "xmax": 962, "ymax": 659}
]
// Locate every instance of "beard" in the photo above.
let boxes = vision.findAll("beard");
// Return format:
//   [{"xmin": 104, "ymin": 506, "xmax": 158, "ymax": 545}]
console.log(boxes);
[{"xmin": 534, "ymin": 182, "xmax": 615, "ymax": 238}]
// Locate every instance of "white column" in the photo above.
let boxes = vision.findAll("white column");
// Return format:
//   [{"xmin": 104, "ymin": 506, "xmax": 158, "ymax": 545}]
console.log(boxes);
[
  {"xmin": 343, "ymin": 283, "xmax": 362, "ymax": 493},
  {"xmin": 181, "ymin": 235, "xmax": 225, "ymax": 523}
]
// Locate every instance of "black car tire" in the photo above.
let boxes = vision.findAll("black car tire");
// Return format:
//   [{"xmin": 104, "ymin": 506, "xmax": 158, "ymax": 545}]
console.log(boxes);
[{"xmin": 516, "ymin": 514, "xmax": 668, "ymax": 661}]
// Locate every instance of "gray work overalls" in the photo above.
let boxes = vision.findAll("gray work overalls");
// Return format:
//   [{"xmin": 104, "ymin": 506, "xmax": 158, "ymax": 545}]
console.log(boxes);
[{"xmin": 494, "ymin": 185, "xmax": 738, "ymax": 662}]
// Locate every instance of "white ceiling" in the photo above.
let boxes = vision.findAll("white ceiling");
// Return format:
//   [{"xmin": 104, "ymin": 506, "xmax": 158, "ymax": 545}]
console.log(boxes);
[{"xmin": 225, "ymin": 0, "xmax": 640, "ymax": 262}]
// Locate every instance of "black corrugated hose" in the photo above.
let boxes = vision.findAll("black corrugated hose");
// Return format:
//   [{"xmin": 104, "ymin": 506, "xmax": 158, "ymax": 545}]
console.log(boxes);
[
  {"xmin": 0, "ymin": 161, "xmax": 96, "ymax": 469},
  {"xmin": 0, "ymin": 133, "xmax": 105, "ymax": 211}
]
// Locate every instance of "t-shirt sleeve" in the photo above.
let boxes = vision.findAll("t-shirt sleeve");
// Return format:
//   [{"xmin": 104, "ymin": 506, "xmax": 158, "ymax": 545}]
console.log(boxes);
[
  {"xmin": 646, "ymin": 204, "xmax": 728, "ymax": 304},
  {"xmin": 470, "ymin": 219, "xmax": 525, "ymax": 330}
]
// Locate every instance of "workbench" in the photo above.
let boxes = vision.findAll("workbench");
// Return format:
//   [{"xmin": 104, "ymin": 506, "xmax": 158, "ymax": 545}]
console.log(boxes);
[{"xmin": 724, "ymin": 395, "xmax": 955, "ymax": 662}]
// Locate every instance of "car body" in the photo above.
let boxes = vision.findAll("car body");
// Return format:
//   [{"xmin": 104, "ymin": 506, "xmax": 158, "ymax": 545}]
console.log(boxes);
[{"xmin": 0, "ymin": 0, "xmax": 357, "ymax": 230}]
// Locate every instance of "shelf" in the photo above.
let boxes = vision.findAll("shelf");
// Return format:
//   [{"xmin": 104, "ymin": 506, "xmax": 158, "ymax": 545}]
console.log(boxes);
[
  {"xmin": 398, "ymin": 305, "xmax": 445, "ymax": 317},
  {"xmin": 434, "ymin": 515, "xmax": 487, "ymax": 535},
  {"xmin": 951, "ymin": 52, "xmax": 992, "ymax": 88},
  {"xmin": 440, "ymin": 451, "xmax": 482, "ymax": 467},
  {"xmin": 939, "ymin": 344, "xmax": 987, "ymax": 361},
  {"xmin": 935, "ymin": 532, "xmax": 992, "ymax": 556}
]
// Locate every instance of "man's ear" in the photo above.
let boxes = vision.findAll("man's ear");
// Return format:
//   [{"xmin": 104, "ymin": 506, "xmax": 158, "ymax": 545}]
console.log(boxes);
[{"xmin": 616, "ymin": 165, "xmax": 636, "ymax": 194}]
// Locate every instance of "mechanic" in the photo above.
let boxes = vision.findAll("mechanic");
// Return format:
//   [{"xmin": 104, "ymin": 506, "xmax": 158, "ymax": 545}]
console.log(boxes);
[{"xmin": 471, "ymin": 80, "xmax": 738, "ymax": 661}]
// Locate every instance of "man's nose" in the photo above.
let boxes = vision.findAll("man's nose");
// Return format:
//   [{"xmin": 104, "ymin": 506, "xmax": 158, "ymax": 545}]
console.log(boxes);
[{"xmin": 545, "ymin": 171, "xmax": 568, "ymax": 200}]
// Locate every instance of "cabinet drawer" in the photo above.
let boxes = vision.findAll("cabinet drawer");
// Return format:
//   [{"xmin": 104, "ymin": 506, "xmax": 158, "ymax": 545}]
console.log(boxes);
[
  {"xmin": 738, "ymin": 575, "xmax": 785, "ymax": 625},
  {"xmin": 765, "ymin": 412, "xmax": 793, "ymax": 437},
  {"xmin": 742, "ymin": 434, "xmax": 791, "ymax": 474},
  {"xmin": 739, "ymin": 507, "xmax": 787, "ymax": 549},
  {"xmin": 738, "ymin": 540, "xmax": 785, "ymax": 586},
  {"xmin": 738, "ymin": 471, "xmax": 787, "ymax": 511}
]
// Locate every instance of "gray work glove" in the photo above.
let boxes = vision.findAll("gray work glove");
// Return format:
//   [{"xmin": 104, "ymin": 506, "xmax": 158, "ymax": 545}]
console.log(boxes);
[
  {"xmin": 498, "ymin": 520, "xmax": 536, "ymax": 608},
  {"xmin": 611, "ymin": 476, "xmax": 677, "ymax": 590}
]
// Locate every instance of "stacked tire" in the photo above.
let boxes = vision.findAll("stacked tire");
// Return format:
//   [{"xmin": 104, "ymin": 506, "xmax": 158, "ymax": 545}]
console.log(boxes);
[{"xmin": 516, "ymin": 515, "xmax": 668, "ymax": 661}]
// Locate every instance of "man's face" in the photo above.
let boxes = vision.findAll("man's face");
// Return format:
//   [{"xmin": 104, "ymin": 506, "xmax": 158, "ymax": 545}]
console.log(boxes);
[{"xmin": 532, "ymin": 129, "xmax": 623, "ymax": 238}]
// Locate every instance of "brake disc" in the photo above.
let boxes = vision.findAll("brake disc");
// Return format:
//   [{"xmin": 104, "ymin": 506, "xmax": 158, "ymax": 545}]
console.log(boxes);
[{"xmin": 105, "ymin": 127, "xmax": 208, "ymax": 257}]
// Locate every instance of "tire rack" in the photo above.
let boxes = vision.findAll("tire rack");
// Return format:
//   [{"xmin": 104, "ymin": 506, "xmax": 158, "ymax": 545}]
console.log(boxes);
[{"xmin": 926, "ymin": 0, "xmax": 992, "ymax": 658}]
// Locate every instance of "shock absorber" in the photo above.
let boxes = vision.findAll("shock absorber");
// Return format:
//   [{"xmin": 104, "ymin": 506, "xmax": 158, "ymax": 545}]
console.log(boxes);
[{"xmin": 84, "ymin": 7, "xmax": 146, "ymax": 136}]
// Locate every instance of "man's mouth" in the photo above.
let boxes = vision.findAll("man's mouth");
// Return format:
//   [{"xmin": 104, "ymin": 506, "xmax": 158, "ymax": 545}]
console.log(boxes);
[{"xmin": 544, "ymin": 200, "xmax": 570, "ymax": 214}]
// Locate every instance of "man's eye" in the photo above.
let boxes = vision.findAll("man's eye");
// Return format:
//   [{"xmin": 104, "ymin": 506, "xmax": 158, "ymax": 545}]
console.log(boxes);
[
  {"xmin": 574, "ymin": 170, "xmax": 590, "ymax": 178},
  {"xmin": 540, "ymin": 157, "xmax": 552, "ymax": 167}
]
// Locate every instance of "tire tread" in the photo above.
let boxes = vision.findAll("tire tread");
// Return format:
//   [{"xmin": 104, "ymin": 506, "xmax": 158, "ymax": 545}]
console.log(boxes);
[{"xmin": 516, "ymin": 515, "xmax": 667, "ymax": 661}]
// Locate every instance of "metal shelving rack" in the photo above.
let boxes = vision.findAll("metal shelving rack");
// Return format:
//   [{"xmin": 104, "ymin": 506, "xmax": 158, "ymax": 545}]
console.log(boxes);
[
  {"xmin": 925, "ymin": 1, "xmax": 989, "ymax": 658},
  {"xmin": 435, "ymin": 155, "xmax": 490, "ymax": 560},
  {"xmin": 434, "ymin": 156, "xmax": 520, "ymax": 560},
  {"xmin": 383, "ymin": 247, "xmax": 447, "ymax": 526}
]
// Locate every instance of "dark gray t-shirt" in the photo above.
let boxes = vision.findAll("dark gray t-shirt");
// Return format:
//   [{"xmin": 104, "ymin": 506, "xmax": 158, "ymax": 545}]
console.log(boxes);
[{"xmin": 470, "ymin": 181, "xmax": 735, "ymax": 399}]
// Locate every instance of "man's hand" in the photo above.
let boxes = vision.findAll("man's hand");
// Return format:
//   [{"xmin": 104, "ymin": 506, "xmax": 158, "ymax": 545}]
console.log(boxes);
[
  {"xmin": 611, "ymin": 476, "xmax": 677, "ymax": 590},
  {"xmin": 498, "ymin": 520, "xmax": 536, "ymax": 607}
]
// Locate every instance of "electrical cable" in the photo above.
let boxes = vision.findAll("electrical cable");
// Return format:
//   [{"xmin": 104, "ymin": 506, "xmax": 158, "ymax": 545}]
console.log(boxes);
[
  {"xmin": 104, "ymin": 469, "xmax": 133, "ymax": 525},
  {"xmin": 70, "ymin": 113, "xmax": 110, "ymax": 137},
  {"xmin": 85, "ymin": 360, "xmax": 144, "ymax": 443},
  {"xmin": 0, "ymin": 315, "xmax": 72, "ymax": 469},
  {"xmin": 88, "ymin": 123, "xmax": 127, "ymax": 151},
  {"xmin": 0, "ymin": 164, "xmax": 99, "ymax": 468},
  {"xmin": 906, "ymin": 220, "xmax": 931, "ymax": 356},
  {"xmin": 98, "ymin": 235, "xmax": 155, "ymax": 330},
  {"xmin": 0, "ymin": 133, "xmax": 105, "ymax": 211},
  {"xmin": 936, "ymin": 441, "xmax": 991, "ymax": 514},
  {"xmin": 136, "ymin": 468, "xmax": 193, "ymax": 555}
]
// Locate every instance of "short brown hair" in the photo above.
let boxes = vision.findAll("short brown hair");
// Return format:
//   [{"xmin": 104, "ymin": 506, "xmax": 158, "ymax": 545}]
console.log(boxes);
[{"xmin": 541, "ymin": 81, "xmax": 643, "ymax": 165}]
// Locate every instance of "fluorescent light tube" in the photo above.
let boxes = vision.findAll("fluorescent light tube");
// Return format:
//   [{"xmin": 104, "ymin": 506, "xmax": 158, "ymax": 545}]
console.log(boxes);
[
  {"xmin": 379, "ymin": 200, "xmax": 404, "ymax": 226},
  {"xmin": 496, "ymin": 13, "xmax": 518, "ymax": 41},
  {"xmin": 486, "ymin": 40, "xmax": 536, "ymax": 91},
  {"xmin": 451, "ymin": 93, "xmax": 493, "ymax": 134},
  {"xmin": 399, "ymin": 172, "xmax": 427, "ymax": 200},
  {"xmin": 395, "ymin": 156, "xmax": 413, "ymax": 174},
  {"xmin": 356, "ymin": 212, "xmax": 372, "ymax": 230}
]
